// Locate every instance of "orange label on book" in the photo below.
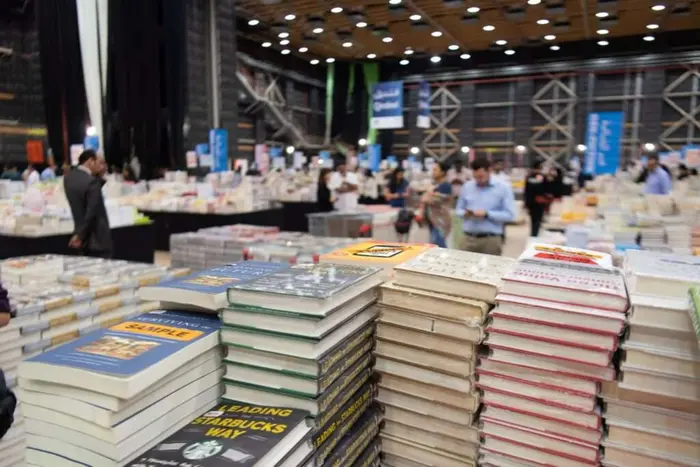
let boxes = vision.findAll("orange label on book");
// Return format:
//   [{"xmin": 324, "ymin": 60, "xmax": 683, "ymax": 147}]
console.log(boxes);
[{"xmin": 110, "ymin": 321, "xmax": 203, "ymax": 341}]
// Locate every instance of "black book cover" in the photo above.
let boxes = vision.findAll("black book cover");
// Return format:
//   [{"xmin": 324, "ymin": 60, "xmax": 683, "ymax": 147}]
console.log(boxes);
[
  {"xmin": 318, "ymin": 333, "xmax": 374, "ymax": 392},
  {"xmin": 321, "ymin": 404, "xmax": 383, "ymax": 467},
  {"xmin": 315, "ymin": 367, "xmax": 375, "ymax": 429},
  {"xmin": 351, "ymin": 438, "xmax": 381, "ymax": 467},
  {"xmin": 126, "ymin": 403, "xmax": 308, "ymax": 467},
  {"xmin": 316, "ymin": 353, "xmax": 373, "ymax": 417},
  {"xmin": 318, "ymin": 323, "xmax": 374, "ymax": 375}
]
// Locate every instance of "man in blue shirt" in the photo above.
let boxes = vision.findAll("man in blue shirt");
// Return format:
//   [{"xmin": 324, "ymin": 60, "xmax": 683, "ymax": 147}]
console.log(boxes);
[
  {"xmin": 455, "ymin": 158, "xmax": 516, "ymax": 256},
  {"xmin": 644, "ymin": 154, "xmax": 672, "ymax": 195}
]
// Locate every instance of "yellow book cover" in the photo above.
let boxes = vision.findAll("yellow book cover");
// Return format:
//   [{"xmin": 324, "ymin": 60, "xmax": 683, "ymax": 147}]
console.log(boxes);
[{"xmin": 320, "ymin": 241, "xmax": 434, "ymax": 267}]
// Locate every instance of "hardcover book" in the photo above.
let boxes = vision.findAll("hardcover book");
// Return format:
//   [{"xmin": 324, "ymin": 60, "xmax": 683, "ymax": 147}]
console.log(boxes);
[
  {"xmin": 519, "ymin": 243, "xmax": 613, "ymax": 268},
  {"xmin": 319, "ymin": 241, "xmax": 434, "ymax": 270},
  {"xmin": 319, "ymin": 404, "xmax": 382, "ymax": 467},
  {"xmin": 625, "ymin": 249, "xmax": 700, "ymax": 298}
]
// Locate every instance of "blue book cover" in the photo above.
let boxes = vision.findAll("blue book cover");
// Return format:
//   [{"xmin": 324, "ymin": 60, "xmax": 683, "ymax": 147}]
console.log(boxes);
[
  {"xmin": 155, "ymin": 261, "xmax": 288, "ymax": 296},
  {"xmin": 25, "ymin": 311, "xmax": 221, "ymax": 377}
]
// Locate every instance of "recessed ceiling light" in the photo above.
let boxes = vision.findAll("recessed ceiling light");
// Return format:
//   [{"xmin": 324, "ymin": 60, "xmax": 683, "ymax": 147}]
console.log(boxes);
[
  {"xmin": 280, "ymin": 39, "xmax": 290, "ymax": 45},
  {"xmin": 330, "ymin": 7, "xmax": 343, "ymax": 13},
  {"xmin": 342, "ymin": 41, "xmax": 353, "ymax": 48},
  {"xmin": 651, "ymin": 4, "xmax": 665, "ymax": 11},
  {"xmin": 537, "ymin": 19, "xmax": 549, "ymax": 25},
  {"xmin": 461, "ymin": 145, "xmax": 470, "ymax": 153},
  {"xmin": 367, "ymin": 53, "xmax": 377, "ymax": 59},
  {"xmin": 279, "ymin": 32, "xmax": 290, "ymax": 38},
  {"xmin": 383, "ymin": 36, "xmax": 393, "ymax": 43},
  {"xmin": 596, "ymin": 11, "xmax": 609, "ymax": 18},
  {"xmin": 495, "ymin": 39, "xmax": 507, "ymax": 45},
  {"xmin": 284, "ymin": 14, "xmax": 296, "ymax": 21},
  {"xmin": 326, "ymin": 57, "xmax": 335, "ymax": 63},
  {"xmin": 281, "ymin": 49, "xmax": 291, "ymax": 55},
  {"xmin": 262, "ymin": 42, "xmax": 272, "ymax": 48},
  {"xmin": 313, "ymin": 27, "xmax": 324, "ymax": 34},
  {"xmin": 310, "ymin": 59, "xmax": 319, "ymax": 65},
  {"xmin": 389, "ymin": 0, "xmax": 402, "ymax": 4},
  {"xmin": 550, "ymin": 45, "xmax": 560, "ymax": 51},
  {"xmin": 410, "ymin": 14, "xmax": 422, "ymax": 20},
  {"xmin": 460, "ymin": 53, "xmax": 471, "ymax": 59},
  {"xmin": 400, "ymin": 59, "xmax": 409, "ymax": 65},
  {"xmin": 527, "ymin": 0, "xmax": 541, "ymax": 4},
  {"xmin": 598, "ymin": 40, "xmax": 609, "ymax": 46},
  {"xmin": 431, "ymin": 31, "xmax": 443, "ymax": 37},
  {"xmin": 643, "ymin": 35, "xmax": 655, "ymax": 41},
  {"xmin": 430, "ymin": 55, "xmax": 441, "ymax": 63},
  {"xmin": 544, "ymin": 34, "xmax": 556, "ymax": 40},
  {"xmin": 483, "ymin": 25, "xmax": 495, "ymax": 31},
  {"xmin": 647, "ymin": 23, "xmax": 659, "ymax": 29},
  {"xmin": 505, "ymin": 49, "xmax": 515, "ymax": 55},
  {"xmin": 404, "ymin": 48, "xmax": 414, "ymax": 55},
  {"xmin": 597, "ymin": 29, "xmax": 609, "ymax": 35},
  {"xmin": 299, "ymin": 47, "xmax": 308, "ymax": 53},
  {"xmin": 356, "ymin": 21, "xmax": 368, "ymax": 28},
  {"xmin": 248, "ymin": 19, "xmax": 260, "ymax": 26},
  {"xmin": 449, "ymin": 44, "xmax": 459, "ymax": 50},
  {"xmin": 467, "ymin": 6, "xmax": 480, "ymax": 13}
]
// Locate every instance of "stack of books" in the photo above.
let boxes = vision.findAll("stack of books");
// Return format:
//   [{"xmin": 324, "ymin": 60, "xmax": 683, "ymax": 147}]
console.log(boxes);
[
  {"xmin": 17, "ymin": 310, "xmax": 223, "ymax": 466},
  {"xmin": 220, "ymin": 262, "xmax": 384, "ymax": 466},
  {"xmin": 478, "ymin": 244, "xmax": 628, "ymax": 467},
  {"xmin": 375, "ymin": 248, "xmax": 515, "ymax": 467},
  {"xmin": 600, "ymin": 250, "xmax": 700, "ymax": 466},
  {"xmin": 0, "ymin": 255, "xmax": 65, "ymax": 285}
]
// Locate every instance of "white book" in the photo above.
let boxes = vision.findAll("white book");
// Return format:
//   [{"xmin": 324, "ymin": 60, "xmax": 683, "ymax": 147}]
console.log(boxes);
[
  {"xmin": 519, "ymin": 243, "xmax": 613, "ymax": 268},
  {"xmin": 630, "ymin": 293, "xmax": 694, "ymax": 333},
  {"xmin": 625, "ymin": 249, "xmax": 700, "ymax": 298}
]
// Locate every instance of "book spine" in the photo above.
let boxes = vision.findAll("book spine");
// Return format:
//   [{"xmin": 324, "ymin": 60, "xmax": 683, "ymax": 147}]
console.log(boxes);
[
  {"xmin": 321, "ymin": 405, "xmax": 383, "ymax": 467},
  {"xmin": 688, "ymin": 287, "xmax": 700, "ymax": 343},
  {"xmin": 318, "ymin": 338, "xmax": 374, "ymax": 393},
  {"xmin": 317, "ymin": 353, "xmax": 373, "ymax": 416},
  {"xmin": 351, "ymin": 438, "xmax": 381, "ymax": 467},
  {"xmin": 318, "ymin": 324, "xmax": 374, "ymax": 375},
  {"xmin": 312, "ymin": 382, "xmax": 375, "ymax": 465},
  {"xmin": 315, "ymin": 370, "xmax": 374, "ymax": 429}
]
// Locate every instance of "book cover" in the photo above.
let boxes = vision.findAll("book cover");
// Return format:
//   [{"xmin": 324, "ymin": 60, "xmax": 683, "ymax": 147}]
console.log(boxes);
[
  {"xmin": 152, "ymin": 262, "xmax": 287, "ymax": 295},
  {"xmin": 320, "ymin": 241, "xmax": 433, "ymax": 265},
  {"xmin": 228, "ymin": 263, "xmax": 380, "ymax": 300},
  {"xmin": 320, "ymin": 404, "xmax": 382, "ymax": 467},
  {"xmin": 351, "ymin": 438, "xmax": 381, "ymax": 467},
  {"xmin": 126, "ymin": 403, "xmax": 309, "ymax": 467},
  {"xmin": 22, "ymin": 311, "xmax": 220, "ymax": 377},
  {"xmin": 519, "ymin": 244, "xmax": 613, "ymax": 268},
  {"xmin": 688, "ymin": 286, "xmax": 700, "ymax": 344},
  {"xmin": 626, "ymin": 249, "xmax": 700, "ymax": 284}
]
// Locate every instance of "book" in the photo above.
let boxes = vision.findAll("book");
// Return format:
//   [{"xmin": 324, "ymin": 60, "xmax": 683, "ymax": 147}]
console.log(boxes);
[
  {"xmin": 605, "ymin": 419, "xmax": 700, "ymax": 460},
  {"xmin": 382, "ymin": 403, "xmax": 477, "ymax": 441},
  {"xmin": 350, "ymin": 438, "xmax": 381, "ymax": 467},
  {"xmin": 393, "ymin": 248, "xmax": 516, "ymax": 303},
  {"xmin": 631, "ymin": 293, "xmax": 693, "ymax": 334},
  {"xmin": 620, "ymin": 364, "xmax": 700, "ymax": 402},
  {"xmin": 380, "ymin": 282, "xmax": 489, "ymax": 323},
  {"xmin": 374, "ymin": 356, "xmax": 472, "ymax": 393},
  {"xmin": 627, "ymin": 322, "xmax": 700, "ymax": 356},
  {"xmin": 480, "ymin": 451, "xmax": 540, "ymax": 467},
  {"xmin": 603, "ymin": 397, "xmax": 700, "ymax": 439},
  {"xmin": 689, "ymin": 286, "xmax": 700, "ymax": 343},
  {"xmin": 138, "ymin": 261, "xmax": 288, "ymax": 311},
  {"xmin": 519, "ymin": 243, "xmax": 613, "ymax": 268},
  {"xmin": 226, "ymin": 263, "xmax": 382, "ymax": 316},
  {"xmin": 319, "ymin": 405, "xmax": 382, "ymax": 467},
  {"xmin": 481, "ymin": 437, "xmax": 594, "ymax": 467},
  {"xmin": 378, "ymin": 305, "xmax": 483, "ymax": 343},
  {"xmin": 319, "ymin": 241, "xmax": 434, "ymax": 271},
  {"xmin": 125, "ymin": 403, "xmax": 312, "ymax": 467},
  {"xmin": 603, "ymin": 440, "xmax": 697, "ymax": 467},
  {"xmin": 625, "ymin": 249, "xmax": 700, "ymax": 298},
  {"xmin": 18, "ymin": 310, "xmax": 221, "ymax": 399},
  {"xmin": 376, "ymin": 321, "xmax": 476, "ymax": 358},
  {"xmin": 378, "ymin": 372, "xmax": 480, "ymax": 413},
  {"xmin": 375, "ymin": 339, "xmax": 473, "ymax": 378},
  {"xmin": 382, "ymin": 420, "xmax": 478, "ymax": 458},
  {"xmin": 376, "ymin": 387, "xmax": 477, "ymax": 425},
  {"xmin": 381, "ymin": 433, "xmax": 476, "ymax": 467},
  {"xmin": 623, "ymin": 341, "xmax": 700, "ymax": 379},
  {"xmin": 501, "ymin": 259, "xmax": 628, "ymax": 312}
]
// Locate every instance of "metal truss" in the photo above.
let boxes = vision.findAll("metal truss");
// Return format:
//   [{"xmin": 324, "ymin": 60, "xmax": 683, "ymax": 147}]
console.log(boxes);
[
  {"xmin": 660, "ymin": 65, "xmax": 700, "ymax": 151},
  {"xmin": 422, "ymin": 85, "xmax": 461, "ymax": 162},
  {"xmin": 529, "ymin": 75, "xmax": 576, "ymax": 169}
]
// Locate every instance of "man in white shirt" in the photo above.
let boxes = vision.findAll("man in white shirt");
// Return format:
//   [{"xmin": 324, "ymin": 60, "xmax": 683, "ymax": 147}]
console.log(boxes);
[
  {"xmin": 328, "ymin": 157, "xmax": 359, "ymax": 212},
  {"xmin": 26, "ymin": 165, "xmax": 40, "ymax": 185},
  {"xmin": 491, "ymin": 161, "xmax": 511, "ymax": 186}
]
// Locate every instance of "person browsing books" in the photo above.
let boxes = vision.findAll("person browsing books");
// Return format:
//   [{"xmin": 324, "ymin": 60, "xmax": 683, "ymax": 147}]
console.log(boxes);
[
  {"xmin": 420, "ymin": 162, "xmax": 453, "ymax": 247},
  {"xmin": 316, "ymin": 168, "xmax": 334, "ymax": 212},
  {"xmin": 384, "ymin": 167, "xmax": 409, "ymax": 208},
  {"xmin": 644, "ymin": 153, "xmax": 672, "ymax": 195},
  {"xmin": 455, "ymin": 158, "xmax": 515, "ymax": 256},
  {"xmin": 328, "ymin": 156, "xmax": 359, "ymax": 212}
]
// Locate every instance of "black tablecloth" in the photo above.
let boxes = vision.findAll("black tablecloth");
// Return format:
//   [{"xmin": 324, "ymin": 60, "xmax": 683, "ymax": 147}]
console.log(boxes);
[
  {"xmin": 140, "ymin": 208, "xmax": 284, "ymax": 251},
  {"xmin": 0, "ymin": 223, "xmax": 156, "ymax": 263}
]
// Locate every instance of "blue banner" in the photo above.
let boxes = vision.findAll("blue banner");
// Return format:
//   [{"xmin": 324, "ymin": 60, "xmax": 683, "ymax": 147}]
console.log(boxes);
[
  {"xmin": 84, "ymin": 135, "xmax": 99, "ymax": 151},
  {"xmin": 370, "ymin": 81, "xmax": 404, "ymax": 129},
  {"xmin": 417, "ymin": 81, "xmax": 430, "ymax": 129},
  {"xmin": 319, "ymin": 150, "xmax": 331, "ymax": 161},
  {"xmin": 209, "ymin": 129, "xmax": 228, "ymax": 173},
  {"xmin": 269, "ymin": 147, "xmax": 282, "ymax": 159},
  {"xmin": 368, "ymin": 144, "xmax": 382, "ymax": 172},
  {"xmin": 584, "ymin": 111, "xmax": 623, "ymax": 175}
]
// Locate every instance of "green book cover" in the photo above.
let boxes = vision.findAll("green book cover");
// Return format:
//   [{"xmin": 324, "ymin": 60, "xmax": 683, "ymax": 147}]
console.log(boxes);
[{"xmin": 688, "ymin": 286, "xmax": 700, "ymax": 343}]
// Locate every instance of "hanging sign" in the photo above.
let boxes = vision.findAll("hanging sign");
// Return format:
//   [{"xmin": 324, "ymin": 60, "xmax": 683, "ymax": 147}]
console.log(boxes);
[
  {"xmin": 26, "ymin": 140, "xmax": 44, "ymax": 164},
  {"xmin": 370, "ymin": 81, "xmax": 404, "ymax": 129},
  {"xmin": 584, "ymin": 111, "xmax": 623, "ymax": 175},
  {"xmin": 368, "ymin": 144, "xmax": 382, "ymax": 172},
  {"xmin": 84, "ymin": 135, "xmax": 99, "ymax": 152},
  {"xmin": 209, "ymin": 129, "xmax": 228, "ymax": 173},
  {"xmin": 417, "ymin": 81, "xmax": 430, "ymax": 129}
]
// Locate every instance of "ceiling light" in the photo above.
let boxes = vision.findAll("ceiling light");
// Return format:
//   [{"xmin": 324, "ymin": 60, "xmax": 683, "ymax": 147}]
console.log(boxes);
[
  {"xmin": 467, "ymin": 6, "xmax": 480, "ymax": 13},
  {"xmin": 544, "ymin": 34, "xmax": 556, "ymax": 40},
  {"xmin": 326, "ymin": 57, "xmax": 335, "ymax": 63},
  {"xmin": 483, "ymin": 25, "xmax": 495, "ymax": 31},
  {"xmin": 356, "ymin": 21, "xmax": 368, "ymax": 28},
  {"xmin": 430, "ymin": 55, "xmax": 441, "ymax": 63},
  {"xmin": 527, "ymin": 0, "xmax": 541, "ymax": 4},
  {"xmin": 550, "ymin": 45, "xmax": 560, "ymax": 51},
  {"xmin": 299, "ymin": 47, "xmax": 308, "ymax": 53},
  {"xmin": 358, "ymin": 138, "xmax": 367, "ymax": 146},
  {"xmin": 504, "ymin": 49, "xmax": 515, "ymax": 55},
  {"xmin": 248, "ymin": 19, "xmax": 260, "ymax": 26},
  {"xmin": 330, "ymin": 7, "xmax": 343, "ymax": 13},
  {"xmin": 495, "ymin": 39, "xmax": 507, "ymax": 45},
  {"xmin": 262, "ymin": 42, "xmax": 272, "ymax": 48},
  {"xmin": 284, "ymin": 14, "xmax": 296, "ymax": 21},
  {"xmin": 460, "ymin": 53, "xmax": 471, "ymax": 59},
  {"xmin": 537, "ymin": 19, "xmax": 549, "ymax": 25},
  {"xmin": 280, "ymin": 39, "xmax": 290, "ymax": 45},
  {"xmin": 647, "ymin": 23, "xmax": 659, "ymax": 29},
  {"xmin": 410, "ymin": 14, "xmax": 422, "ymax": 20},
  {"xmin": 404, "ymin": 49, "xmax": 414, "ymax": 55},
  {"xmin": 281, "ymin": 49, "xmax": 290, "ymax": 55},
  {"xmin": 576, "ymin": 144, "xmax": 587, "ymax": 152},
  {"xmin": 389, "ymin": 0, "xmax": 402, "ymax": 4},
  {"xmin": 449, "ymin": 44, "xmax": 459, "ymax": 50},
  {"xmin": 310, "ymin": 59, "xmax": 320, "ymax": 65},
  {"xmin": 432, "ymin": 31, "xmax": 443, "ymax": 37},
  {"xmin": 410, "ymin": 146, "xmax": 420, "ymax": 154},
  {"xmin": 644, "ymin": 142, "xmax": 656, "ymax": 151},
  {"xmin": 400, "ymin": 59, "xmax": 410, "ymax": 65},
  {"xmin": 279, "ymin": 32, "xmax": 290, "ymax": 38},
  {"xmin": 598, "ymin": 40, "xmax": 609, "ymax": 46},
  {"xmin": 313, "ymin": 27, "xmax": 324, "ymax": 34},
  {"xmin": 516, "ymin": 145, "xmax": 527, "ymax": 153},
  {"xmin": 286, "ymin": 146, "xmax": 295, "ymax": 154},
  {"xmin": 342, "ymin": 41, "xmax": 353, "ymax": 48},
  {"xmin": 367, "ymin": 53, "xmax": 377, "ymax": 59},
  {"xmin": 651, "ymin": 4, "xmax": 665, "ymax": 11},
  {"xmin": 597, "ymin": 29, "xmax": 609, "ymax": 35},
  {"xmin": 383, "ymin": 36, "xmax": 393, "ymax": 43},
  {"xmin": 644, "ymin": 35, "xmax": 655, "ymax": 41},
  {"xmin": 461, "ymin": 146, "xmax": 470, "ymax": 153},
  {"xmin": 596, "ymin": 11, "xmax": 609, "ymax": 18}
]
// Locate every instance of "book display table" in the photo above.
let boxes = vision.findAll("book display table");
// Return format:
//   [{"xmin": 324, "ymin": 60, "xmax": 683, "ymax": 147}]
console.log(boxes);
[{"xmin": 0, "ymin": 223, "xmax": 156, "ymax": 263}]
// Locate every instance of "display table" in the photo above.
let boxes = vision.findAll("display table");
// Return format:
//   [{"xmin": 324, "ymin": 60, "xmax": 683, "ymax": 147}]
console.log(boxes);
[
  {"xmin": 0, "ymin": 223, "xmax": 156, "ymax": 263},
  {"xmin": 140, "ymin": 208, "xmax": 284, "ymax": 251}
]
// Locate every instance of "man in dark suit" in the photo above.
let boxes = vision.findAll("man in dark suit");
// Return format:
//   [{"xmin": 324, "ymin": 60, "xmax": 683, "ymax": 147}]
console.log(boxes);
[{"xmin": 64, "ymin": 150, "xmax": 112, "ymax": 258}]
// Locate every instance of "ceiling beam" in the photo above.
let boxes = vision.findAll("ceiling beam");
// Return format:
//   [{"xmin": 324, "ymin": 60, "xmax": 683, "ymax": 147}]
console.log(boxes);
[
  {"xmin": 579, "ymin": 0, "xmax": 591, "ymax": 38},
  {"xmin": 403, "ymin": 0, "xmax": 467, "ymax": 50}
]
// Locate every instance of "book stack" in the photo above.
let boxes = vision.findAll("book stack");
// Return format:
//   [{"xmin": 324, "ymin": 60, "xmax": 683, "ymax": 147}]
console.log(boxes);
[
  {"xmin": 0, "ymin": 254, "xmax": 65, "ymax": 285},
  {"xmin": 220, "ymin": 262, "xmax": 384, "ymax": 466},
  {"xmin": 17, "ymin": 310, "xmax": 223, "ymax": 466},
  {"xmin": 600, "ymin": 250, "xmax": 700, "ymax": 466},
  {"xmin": 478, "ymin": 244, "xmax": 629, "ymax": 467},
  {"xmin": 375, "ymin": 248, "xmax": 516, "ymax": 467}
]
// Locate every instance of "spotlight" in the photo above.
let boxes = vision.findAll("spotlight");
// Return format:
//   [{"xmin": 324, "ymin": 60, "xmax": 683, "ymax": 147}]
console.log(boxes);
[
  {"xmin": 356, "ymin": 22, "xmax": 368, "ymax": 28},
  {"xmin": 279, "ymin": 32, "xmax": 290, "ymax": 38},
  {"xmin": 576, "ymin": 144, "xmax": 587, "ymax": 152},
  {"xmin": 550, "ymin": 45, "xmax": 560, "ymax": 51},
  {"xmin": 383, "ymin": 37, "xmax": 393, "ymax": 43},
  {"xmin": 461, "ymin": 146, "xmax": 470, "ymax": 153},
  {"xmin": 400, "ymin": 59, "xmax": 410, "ymax": 65},
  {"xmin": 598, "ymin": 40, "xmax": 609, "ymax": 46},
  {"xmin": 262, "ymin": 42, "xmax": 272, "ymax": 48},
  {"xmin": 367, "ymin": 53, "xmax": 377, "ymax": 59},
  {"xmin": 430, "ymin": 55, "xmax": 441, "ymax": 63},
  {"xmin": 643, "ymin": 35, "xmax": 655, "ymax": 41},
  {"xmin": 284, "ymin": 14, "xmax": 296, "ymax": 21},
  {"xmin": 646, "ymin": 23, "xmax": 659, "ymax": 29},
  {"xmin": 527, "ymin": 0, "xmax": 541, "ymax": 4},
  {"xmin": 404, "ymin": 49, "xmax": 414, "ymax": 55},
  {"xmin": 644, "ymin": 142, "xmax": 656, "ymax": 151},
  {"xmin": 299, "ymin": 47, "xmax": 308, "ymax": 53},
  {"xmin": 313, "ymin": 27, "xmax": 324, "ymax": 34},
  {"xmin": 310, "ymin": 59, "xmax": 320, "ymax": 65},
  {"xmin": 597, "ymin": 29, "xmax": 609, "ymax": 35},
  {"xmin": 410, "ymin": 14, "xmax": 422, "ymax": 21},
  {"xmin": 505, "ymin": 49, "xmax": 515, "ymax": 55},
  {"xmin": 460, "ymin": 53, "xmax": 471, "ymax": 59},
  {"xmin": 596, "ymin": 12, "xmax": 609, "ymax": 18},
  {"xmin": 483, "ymin": 25, "xmax": 495, "ymax": 31},
  {"xmin": 358, "ymin": 138, "xmax": 367, "ymax": 146},
  {"xmin": 651, "ymin": 4, "xmax": 665, "ymax": 11},
  {"xmin": 515, "ymin": 145, "xmax": 527, "ymax": 153},
  {"xmin": 330, "ymin": 7, "xmax": 343, "ymax": 13},
  {"xmin": 286, "ymin": 146, "xmax": 295, "ymax": 154},
  {"xmin": 449, "ymin": 44, "xmax": 459, "ymax": 50},
  {"xmin": 280, "ymin": 39, "xmax": 290, "ymax": 45},
  {"xmin": 410, "ymin": 146, "xmax": 420, "ymax": 154},
  {"xmin": 544, "ymin": 34, "xmax": 556, "ymax": 40},
  {"xmin": 281, "ymin": 49, "xmax": 291, "ymax": 55},
  {"xmin": 431, "ymin": 31, "xmax": 443, "ymax": 37},
  {"xmin": 537, "ymin": 19, "xmax": 549, "ymax": 25},
  {"xmin": 342, "ymin": 41, "xmax": 353, "ymax": 48},
  {"xmin": 467, "ymin": 6, "xmax": 480, "ymax": 13},
  {"xmin": 495, "ymin": 40, "xmax": 507, "ymax": 45},
  {"xmin": 326, "ymin": 57, "xmax": 335, "ymax": 63},
  {"xmin": 248, "ymin": 19, "xmax": 260, "ymax": 26}
]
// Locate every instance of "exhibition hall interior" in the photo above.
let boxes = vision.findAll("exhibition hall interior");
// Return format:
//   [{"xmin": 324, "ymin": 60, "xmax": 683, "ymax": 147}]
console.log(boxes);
[{"xmin": 0, "ymin": 0, "xmax": 699, "ymax": 466}]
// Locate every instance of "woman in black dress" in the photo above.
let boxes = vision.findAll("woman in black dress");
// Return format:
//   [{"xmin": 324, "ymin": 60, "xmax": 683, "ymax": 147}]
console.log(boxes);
[{"xmin": 316, "ymin": 168, "xmax": 334, "ymax": 212}]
